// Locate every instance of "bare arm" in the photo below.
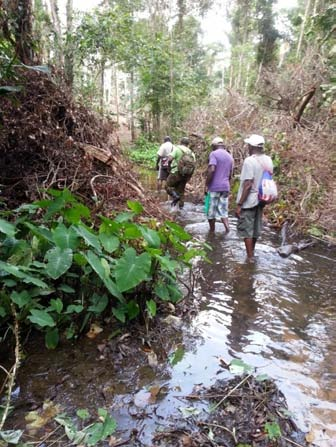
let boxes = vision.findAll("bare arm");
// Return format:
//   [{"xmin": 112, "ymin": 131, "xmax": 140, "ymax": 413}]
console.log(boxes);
[
  {"xmin": 205, "ymin": 165, "xmax": 215, "ymax": 192},
  {"xmin": 235, "ymin": 179, "xmax": 253, "ymax": 217}
]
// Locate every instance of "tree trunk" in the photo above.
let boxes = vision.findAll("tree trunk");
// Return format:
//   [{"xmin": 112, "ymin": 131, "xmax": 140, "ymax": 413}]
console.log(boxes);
[
  {"xmin": 48, "ymin": 0, "xmax": 63, "ymax": 66},
  {"xmin": 296, "ymin": 0, "xmax": 312, "ymax": 58},
  {"xmin": 11, "ymin": 0, "xmax": 34, "ymax": 64},
  {"xmin": 100, "ymin": 60, "xmax": 105, "ymax": 113},
  {"xmin": 130, "ymin": 70, "xmax": 135, "ymax": 142},
  {"xmin": 64, "ymin": 0, "xmax": 74, "ymax": 88},
  {"xmin": 244, "ymin": 61, "xmax": 250, "ymax": 96}
]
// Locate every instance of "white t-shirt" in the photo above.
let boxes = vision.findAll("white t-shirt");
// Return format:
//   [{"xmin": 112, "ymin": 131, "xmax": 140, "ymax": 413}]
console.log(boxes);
[
  {"xmin": 237, "ymin": 153, "xmax": 273, "ymax": 208},
  {"xmin": 157, "ymin": 142, "xmax": 173, "ymax": 158}
]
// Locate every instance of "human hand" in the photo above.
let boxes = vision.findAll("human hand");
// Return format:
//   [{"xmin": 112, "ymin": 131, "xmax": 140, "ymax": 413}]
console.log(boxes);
[{"xmin": 235, "ymin": 205, "xmax": 242, "ymax": 218}]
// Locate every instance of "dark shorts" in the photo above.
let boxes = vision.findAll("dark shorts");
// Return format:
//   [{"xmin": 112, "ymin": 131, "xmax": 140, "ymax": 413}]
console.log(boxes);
[
  {"xmin": 237, "ymin": 205, "xmax": 263, "ymax": 239},
  {"xmin": 158, "ymin": 166, "xmax": 169, "ymax": 181}
]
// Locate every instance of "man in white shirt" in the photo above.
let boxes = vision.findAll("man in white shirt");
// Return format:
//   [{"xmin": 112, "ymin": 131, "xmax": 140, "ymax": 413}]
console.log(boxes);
[
  {"xmin": 235, "ymin": 134, "xmax": 273, "ymax": 260},
  {"xmin": 156, "ymin": 136, "xmax": 173, "ymax": 191}
]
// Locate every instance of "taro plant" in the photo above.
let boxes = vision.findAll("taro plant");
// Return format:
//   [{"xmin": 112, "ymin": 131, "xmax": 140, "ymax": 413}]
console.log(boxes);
[{"xmin": 0, "ymin": 189, "xmax": 207, "ymax": 348}]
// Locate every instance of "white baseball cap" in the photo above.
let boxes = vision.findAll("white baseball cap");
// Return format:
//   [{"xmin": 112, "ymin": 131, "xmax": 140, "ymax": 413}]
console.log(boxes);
[
  {"xmin": 211, "ymin": 137, "xmax": 224, "ymax": 145},
  {"xmin": 244, "ymin": 134, "xmax": 265, "ymax": 147}
]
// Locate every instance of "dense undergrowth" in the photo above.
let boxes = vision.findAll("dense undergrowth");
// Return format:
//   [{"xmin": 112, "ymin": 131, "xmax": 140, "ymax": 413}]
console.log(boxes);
[{"xmin": 0, "ymin": 189, "xmax": 207, "ymax": 348}]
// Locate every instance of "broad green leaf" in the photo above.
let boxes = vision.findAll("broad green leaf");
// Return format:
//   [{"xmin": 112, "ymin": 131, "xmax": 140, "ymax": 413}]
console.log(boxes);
[
  {"xmin": 229, "ymin": 359, "xmax": 253, "ymax": 375},
  {"xmin": 63, "ymin": 204, "xmax": 90, "ymax": 224},
  {"xmin": 74, "ymin": 225, "xmax": 101, "ymax": 251},
  {"xmin": 127, "ymin": 300, "xmax": 140, "ymax": 320},
  {"xmin": 45, "ymin": 328, "xmax": 59, "ymax": 349},
  {"xmin": 53, "ymin": 224, "xmax": 79, "ymax": 249},
  {"xmin": 28, "ymin": 309, "xmax": 55, "ymax": 327},
  {"xmin": 146, "ymin": 299, "xmax": 157, "ymax": 317},
  {"xmin": 154, "ymin": 282, "xmax": 170, "ymax": 301},
  {"xmin": 66, "ymin": 304, "xmax": 84, "ymax": 314},
  {"xmin": 127, "ymin": 200, "xmax": 144, "ymax": 214},
  {"xmin": 0, "ymin": 306, "xmax": 7, "ymax": 317},
  {"xmin": 3, "ymin": 279, "xmax": 17, "ymax": 287},
  {"xmin": 165, "ymin": 221, "xmax": 191, "ymax": 241},
  {"xmin": 114, "ymin": 212, "xmax": 134, "ymax": 223},
  {"xmin": 76, "ymin": 408, "xmax": 90, "ymax": 420},
  {"xmin": 0, "ymin": 218, "xmax": 16, "ymax": 237},
  {"xmin": 112, "ymin": 306, "xmax": 126, "ymax": 323},
  {"xmin": 0, "ymin": 429, "xmax": 23, "ymax": 444},
  {"xmin": 24, "ymin": 222, "xmax": 53, "ymax": 242},
  {"xmin": 0, "ymin": 85, "xmax": 22, "ymax": 95},
  {"xmin": 0, "ymin": 261, "xmax": 48, "ymax": 288},
  {"xmin": 155, "ymin": 255, "xmax": 179, "ymax": 276},
  {"xmin": 88, "ymin": 294, "xmax": 108, "ymax": 314},
  {"xmin": 256, "ymin": 373, "xmax": 269, "ymax": 382},
  {"xmin": 178, "ymin": 407, "xmax": 201, "ymax": 418},
  {"xmin": 99, "ymin": 233, "xmax": 120, "ymax": 253},
  {"xmin": 84, "ymin": 251, "xmax": 122, "ymax": 300},
  {"xmin": 45, "ymin": 247, "xmax": 73, "ymax": 279},
  {"xmin": 73, "ymin": 253, "xmax": 87, "ymax": 266},
  {"xmin": 50, "ymin": 298, "xmax": 63, "ymax": 314},
  {"xmin": 166, "ymin": 284, "xmax": 183, "ymax": 303},
  {"xmin": 99, "ymin": 216, "xmax": 121, "ymax": 235},
  {"xmin": 264, "ymin": 422, "xmax": 281, "ymax": 440},
  {"xmin": 58, "ymin": 284, "xmax": 75, "ymax": 293},
  {"xmin": 140, "ymin": 227, "xmax": 161, "ymax": 248},
  {"xmin": 169, "ymin": 345, "xmax": 185, "ymax": 366},
  {"xmin": 10, "ymin": 290, "xmax": 32, "ymax": 308},
  {"xmin": 115, "ymin": 248, "xmax": 151, "ymax": 292},
  {"xmin": 123, "ymin": 223, "xmax": 142, "ymax": 239}
]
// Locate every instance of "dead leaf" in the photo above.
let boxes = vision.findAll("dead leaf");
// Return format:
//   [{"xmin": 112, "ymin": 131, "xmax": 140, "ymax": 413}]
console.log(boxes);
[
  {"xmin": 25, "ymin": 401, "xmax": 62, "ymax": 431},
  {"xmin": 219, "ymin": 357, "xmax": 229, "ymax": 369},
  {"xmin": 109, "ymin": 436, "xmax": 122, "ymax": 446},
  {"xmin": 148, "ymin": 385, "xmax": 161, "ymax": 403},
  {"xmin": 181, "ymin": 434, "xmax": 193, "ymax": 446},
  {"xmin": 305, "ymin": 431, "xmax": 315, "ymax": 443},
  {"xmin": 147, "ymin": 350, "xmax": 158, "ymax": 367},
  {"xmin": 86, "ymin": 323, "xmax": 103, "ymax": 339}
]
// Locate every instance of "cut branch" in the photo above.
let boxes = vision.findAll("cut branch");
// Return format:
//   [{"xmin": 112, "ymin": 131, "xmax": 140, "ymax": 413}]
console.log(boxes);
[{"xmin": 293, "ymin": 86, "xmax": 316, "ymax": 126}]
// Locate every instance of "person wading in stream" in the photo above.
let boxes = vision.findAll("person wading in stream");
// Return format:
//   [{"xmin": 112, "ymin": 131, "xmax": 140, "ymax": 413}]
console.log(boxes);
[
  {"xmin": 156, "ymin": 136, "xmax": 173, "ymax": 191},
  {"xmin": 235, "ymin": 134, "xmax": 274, "ymax": 261},
  {"xmin": 166, "ymin": 137, "xmax": 196, "ymax": 209},
  {"xmin": 204, "ymin": 136, "xmax": 234, "ymax": 233}
]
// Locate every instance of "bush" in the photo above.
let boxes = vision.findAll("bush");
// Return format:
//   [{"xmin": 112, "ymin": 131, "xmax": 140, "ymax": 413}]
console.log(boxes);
[
  {"xmin": 0, "ymin": 189, "xmax": 207, "ymax": 348},
  {"xmin": 127, "ymin": 136, "xmax": 158, "ymax": 168}
]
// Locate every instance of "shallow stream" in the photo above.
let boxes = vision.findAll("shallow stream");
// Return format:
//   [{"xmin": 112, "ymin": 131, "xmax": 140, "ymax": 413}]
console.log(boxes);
[{"xmin": 5, "ymin": 185, "xmax": 336, "ymax": 446}]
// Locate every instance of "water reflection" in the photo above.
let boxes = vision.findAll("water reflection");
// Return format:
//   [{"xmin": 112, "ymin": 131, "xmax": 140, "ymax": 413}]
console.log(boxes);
[{"xmin": 227, "ymin": 264, "xmax": 259, "ymax": 356}]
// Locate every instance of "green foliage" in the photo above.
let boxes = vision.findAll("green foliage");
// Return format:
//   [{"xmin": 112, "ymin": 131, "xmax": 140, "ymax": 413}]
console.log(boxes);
[
  {"xmin": 0, "ymin": 189, "xmax": 206, "ymax": 347},
  {"xmin": 128, "ymin": 136, "xmax": 158, "ymax": 168},
  {"xmin": 264, "ymin": 421, "xmax": 281, "ymax": 440},
  {"xmin": 55, "ymin": 408, "xmax": 117, "ymax": 446}
]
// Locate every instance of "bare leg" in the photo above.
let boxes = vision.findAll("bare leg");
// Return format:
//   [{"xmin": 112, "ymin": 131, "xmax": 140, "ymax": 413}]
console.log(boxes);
[
  {"xmin": 244, "ymin": 238, "xmax": 255, "ymax": 260},
  {"xmin": 221, "ymin": 217, "xmax": 230, "ymax": 233},
  {"xmin": 208, "ymin": 219, "xmax": 215, "ymax": 232}
]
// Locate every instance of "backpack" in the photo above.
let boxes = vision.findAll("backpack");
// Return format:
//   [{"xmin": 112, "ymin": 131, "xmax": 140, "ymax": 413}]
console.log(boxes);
[
  {"xmin": 258, "ymin": 170, "xmax": 278, "ymax": 204},
  {"xmin": 177, "ymin": 147, "xmax": 196, "ymax": 177},
  {"xmin": 161, "ymin": 157, "xmax": 170, "ymax": 168}
]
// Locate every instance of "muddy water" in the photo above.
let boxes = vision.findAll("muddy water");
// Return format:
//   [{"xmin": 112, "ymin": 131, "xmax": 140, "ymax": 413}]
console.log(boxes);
[{"xmin": 5, "ymin": 187, "xmax": 336, "ymax": 446}]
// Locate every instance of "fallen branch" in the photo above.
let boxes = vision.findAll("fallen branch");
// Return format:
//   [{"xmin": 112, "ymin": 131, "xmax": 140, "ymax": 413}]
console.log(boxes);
[
  {"xmin": 211, "ymin": 373, "xmax": 252, "ymax": 412},
  {"xmin": 293, "ymin": 86, "xmax": 316, "ymax": 126},
  {"xmin": 0, "ymin": 305, "xmax": 21, "ymax": 431}
]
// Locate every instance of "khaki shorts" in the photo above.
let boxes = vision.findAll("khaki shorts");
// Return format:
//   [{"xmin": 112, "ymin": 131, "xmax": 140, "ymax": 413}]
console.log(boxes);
[{"xmin": 237, "ymin": 205, "xmax": 263, "ymax": 239}]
